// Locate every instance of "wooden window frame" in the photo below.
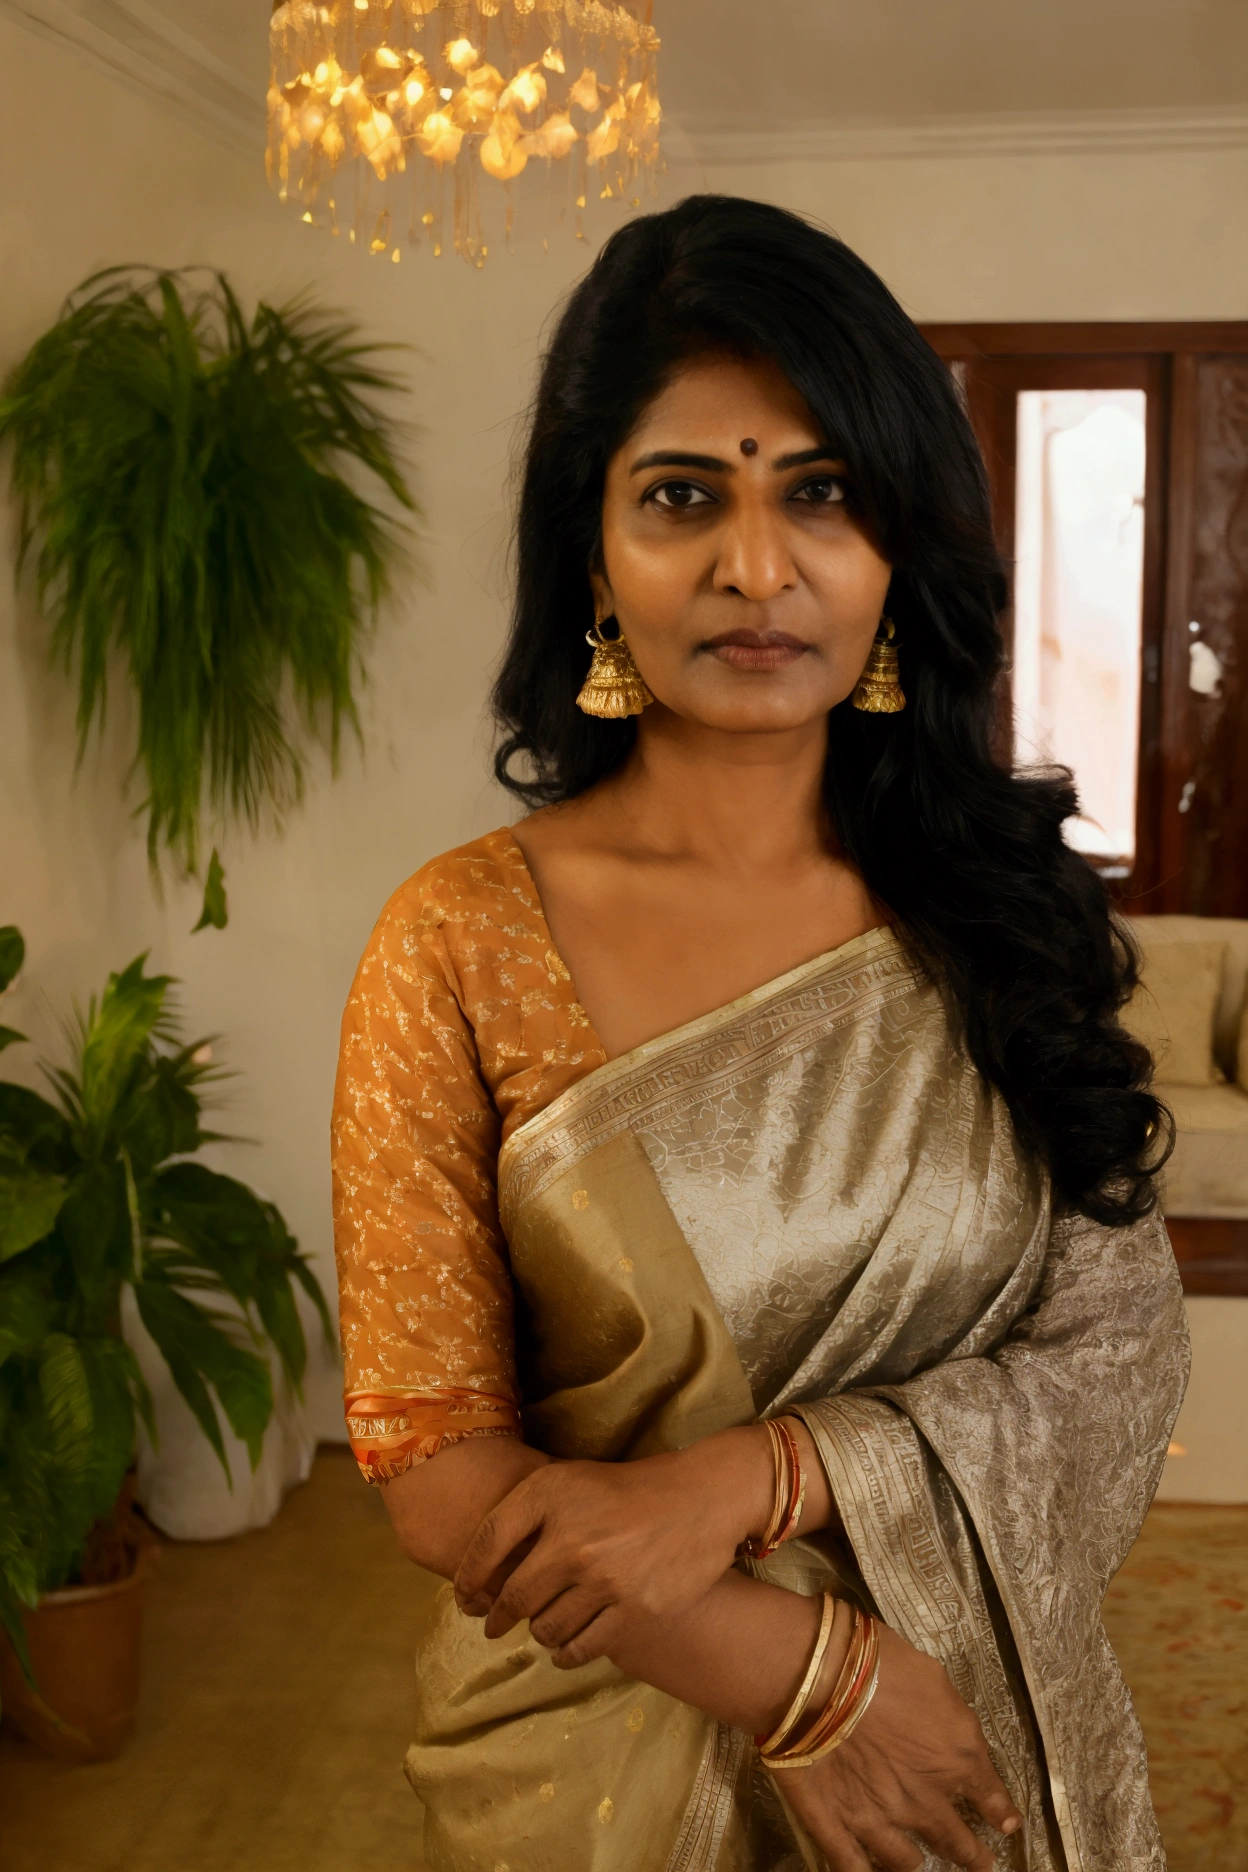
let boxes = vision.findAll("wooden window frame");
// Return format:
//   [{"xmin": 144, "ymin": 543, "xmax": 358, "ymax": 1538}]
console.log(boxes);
[{"xmin": 920, "ymin": 322, "xmax": 1248, "ymax": 914}]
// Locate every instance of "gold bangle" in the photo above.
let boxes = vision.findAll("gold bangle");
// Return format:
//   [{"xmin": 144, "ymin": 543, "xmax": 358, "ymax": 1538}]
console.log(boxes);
[
  {"xmin": 755, "ymin": 1591, "xmax": 837, "ymax": 1756},
  {"xmin": 785, "ymin": 1652, "xmax": 881, "ymax": 1766},
  {"xmin": 740, "ymin": 1417, "xmax": 806, "ymax": 1560},
  {"xmin": 764, "ymin": 1606, "xmax": 864, "ymax": 1765},
  {"xmin": 792, "ymin": 1616, "xmax": 878, "ymax": 1761},
  {"xmin": 771, "ymin": 1419, "xmax": 804, "ymax": 1549},
  {"xmin": 764, "ymin": 1611, "xmax": 881, "ymax": 1769}
]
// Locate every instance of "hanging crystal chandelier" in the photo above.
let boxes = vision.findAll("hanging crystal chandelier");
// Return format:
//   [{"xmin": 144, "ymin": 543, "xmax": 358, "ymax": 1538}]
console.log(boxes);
[{"xmin": 268, "ymin": 1, "xmax": 661, "ymax": 265}]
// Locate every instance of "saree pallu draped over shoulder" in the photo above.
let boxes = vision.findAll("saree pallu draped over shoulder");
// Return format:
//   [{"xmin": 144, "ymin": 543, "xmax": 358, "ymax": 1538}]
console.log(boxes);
[{"xmin": 404, "ymin": 927, "xmax": 1188, "ymax": 1872}]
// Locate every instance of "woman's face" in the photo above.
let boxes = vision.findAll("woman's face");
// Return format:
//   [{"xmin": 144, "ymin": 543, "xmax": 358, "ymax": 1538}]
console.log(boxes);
[{"xmin": 592, "ymin": 354, "xmax": 893, "ymax": 736}]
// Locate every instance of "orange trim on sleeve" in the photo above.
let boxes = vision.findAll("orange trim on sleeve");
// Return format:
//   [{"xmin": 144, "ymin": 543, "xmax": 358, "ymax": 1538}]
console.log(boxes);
[{"xmin": 344, "ymin": 1389, "xmax": 522, "ymax": 1484}]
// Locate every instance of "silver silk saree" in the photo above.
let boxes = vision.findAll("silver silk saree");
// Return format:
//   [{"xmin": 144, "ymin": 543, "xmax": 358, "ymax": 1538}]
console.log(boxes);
[{"xmin": 404, "ymin": 926, "xmax": 1189, "ymax": 1871}]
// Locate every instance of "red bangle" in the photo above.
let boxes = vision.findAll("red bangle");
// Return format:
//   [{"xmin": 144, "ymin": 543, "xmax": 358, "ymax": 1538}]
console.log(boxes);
[{"xmin": 739, "ymin": 1417, "xmax": 806, "ymax": 1560}]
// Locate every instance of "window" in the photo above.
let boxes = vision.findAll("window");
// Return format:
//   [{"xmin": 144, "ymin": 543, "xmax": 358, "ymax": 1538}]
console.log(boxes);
[
  {"xmin": 920, "ymin": 322, "xmax": 1248, "ymax": 915},
  {"xmin": 1012, "ymin": 389, "xmax": 1147, "ymax": 865}
]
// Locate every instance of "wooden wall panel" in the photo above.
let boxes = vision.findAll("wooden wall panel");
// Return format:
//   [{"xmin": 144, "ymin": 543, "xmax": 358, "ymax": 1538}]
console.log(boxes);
[
  {"xmin": 1178, "ymin": 358, "xmax": 1248, "ymax": 916},
  {"xmin": 1167, "ymin": 1219, "xmax": 1248, "ymax": 1297}
]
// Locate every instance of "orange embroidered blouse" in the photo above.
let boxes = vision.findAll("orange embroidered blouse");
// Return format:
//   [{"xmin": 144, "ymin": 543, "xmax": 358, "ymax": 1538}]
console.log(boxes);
[{"xmin": 331, "ymin": 828, "xmax": 607, "ymax": 1482}]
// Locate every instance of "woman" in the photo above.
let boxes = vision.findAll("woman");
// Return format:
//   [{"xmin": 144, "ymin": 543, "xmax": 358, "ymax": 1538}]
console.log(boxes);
[{"xmin": 332, "ymin": 196, "xmax": 1187, "ymax": 1872}]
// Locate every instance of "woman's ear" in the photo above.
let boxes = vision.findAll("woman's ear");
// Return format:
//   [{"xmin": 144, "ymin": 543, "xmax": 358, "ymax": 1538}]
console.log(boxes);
[{"xmin": 589, "ymin": 564, "xmax": 614, "ymax": 625}]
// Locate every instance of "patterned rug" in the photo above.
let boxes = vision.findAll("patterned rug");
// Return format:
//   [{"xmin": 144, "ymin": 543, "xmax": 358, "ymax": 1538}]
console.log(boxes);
[{"xmin": 1104, "ymin": 1503, "xmax": 1248, "ymax": 1872}]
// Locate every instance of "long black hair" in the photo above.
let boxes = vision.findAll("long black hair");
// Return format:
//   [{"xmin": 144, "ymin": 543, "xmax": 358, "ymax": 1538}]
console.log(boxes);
[{"xmin": 493, "ymin": 194, "xmax": 1167, "ymax": 1226}]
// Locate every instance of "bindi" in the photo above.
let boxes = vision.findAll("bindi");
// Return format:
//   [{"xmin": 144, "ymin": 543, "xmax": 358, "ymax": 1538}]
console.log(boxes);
[{"xmin": 739, "ymin": 437, "xmax": 758, "ymax": 456}]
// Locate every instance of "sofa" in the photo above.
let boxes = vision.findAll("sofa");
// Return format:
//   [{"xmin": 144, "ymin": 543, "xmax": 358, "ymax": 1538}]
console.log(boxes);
[{"xmin": 1125, "ymin": 916, "xmax": 1248, "ymax": 1219}]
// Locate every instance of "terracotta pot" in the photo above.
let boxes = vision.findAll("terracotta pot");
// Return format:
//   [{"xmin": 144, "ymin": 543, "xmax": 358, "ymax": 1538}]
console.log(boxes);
[{"xmin": 0, "ymin": 1545, "xmax": 154, "ymax": 1762}]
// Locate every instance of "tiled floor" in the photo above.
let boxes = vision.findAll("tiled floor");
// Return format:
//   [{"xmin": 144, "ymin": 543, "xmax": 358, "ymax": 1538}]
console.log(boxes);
[{"xmin": 1, "ymin": 1451, "xmax": 1243, "ymax": 1871}]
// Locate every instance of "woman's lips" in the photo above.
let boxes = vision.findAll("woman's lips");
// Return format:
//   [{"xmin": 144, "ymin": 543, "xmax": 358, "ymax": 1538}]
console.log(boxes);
[{"xmin": 703, "ymin": 630, "xmax": 810, "ymax": 671}]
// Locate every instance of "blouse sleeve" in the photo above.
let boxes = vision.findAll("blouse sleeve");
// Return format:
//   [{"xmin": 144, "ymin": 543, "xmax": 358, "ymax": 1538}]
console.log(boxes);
[{"xmin": 331, "ymin": 876, "xmax": 522, "ymax": 1483}]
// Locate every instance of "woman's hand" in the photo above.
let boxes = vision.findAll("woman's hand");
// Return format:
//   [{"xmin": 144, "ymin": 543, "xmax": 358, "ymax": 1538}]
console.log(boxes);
[
  {"xmin": 777, "ymin": 1624, "xmax": 1022, "ymax": 1872},
  {"xmin": 453, "ymin": 1424, "xmax": 800, "ymax": 1663}
]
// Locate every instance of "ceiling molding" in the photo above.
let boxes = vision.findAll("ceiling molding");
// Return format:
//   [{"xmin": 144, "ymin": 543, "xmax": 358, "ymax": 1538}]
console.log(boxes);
[
  {"xmin": 675, "ymin": 105, "xmax": 1248, "ymax": 168},
  {"xmin": 0, "ymin": 0, "xmax": 261, "ymax": 152}
]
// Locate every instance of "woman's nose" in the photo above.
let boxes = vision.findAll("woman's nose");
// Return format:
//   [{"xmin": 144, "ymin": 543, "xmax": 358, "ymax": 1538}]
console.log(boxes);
[{"xmin": 712, "ymin": 505, "xmax": 798, "ymax": 602}]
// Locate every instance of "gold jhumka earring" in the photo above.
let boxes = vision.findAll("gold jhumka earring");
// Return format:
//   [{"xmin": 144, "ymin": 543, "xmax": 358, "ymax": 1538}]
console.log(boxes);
[
  {"xmin": 851, "ymin": 618, "xmax": 906, "ymax": 713},
  {"xmin": 575, "ymin": 617, "xmax": 654, "ymax": 719}
]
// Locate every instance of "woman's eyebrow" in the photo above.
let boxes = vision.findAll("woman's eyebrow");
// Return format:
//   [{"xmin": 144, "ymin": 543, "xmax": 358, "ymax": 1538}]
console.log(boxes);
[
  {"xmin": 628, "ymin": 450, "xmax": 734, "ymax": 475},
  {"xmin": 772, "ymin": 446, "xmax": 843, "ymax": 470},
  {"xmin": 627, "ymin": 445, "xmax": 844, "ymax": 475}
]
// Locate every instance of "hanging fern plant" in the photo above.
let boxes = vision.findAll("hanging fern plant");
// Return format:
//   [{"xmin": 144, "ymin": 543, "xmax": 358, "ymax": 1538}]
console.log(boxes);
[{"xmin": 0, "ymin": 267, "xmax": 413, "ymax": 887}]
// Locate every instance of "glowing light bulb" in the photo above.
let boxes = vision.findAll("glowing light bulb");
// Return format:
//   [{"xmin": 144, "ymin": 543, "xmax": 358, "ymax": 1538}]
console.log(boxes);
[
  {"xmin": 500, "ymin": 64, "xmax": 545, "ymax": 115},
  {"xmin": 444, "ymin": 37, "xmax": 478, "ymax": 75}
]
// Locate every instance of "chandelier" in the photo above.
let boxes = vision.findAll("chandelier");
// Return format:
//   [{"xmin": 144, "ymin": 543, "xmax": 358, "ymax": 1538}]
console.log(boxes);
[{"xmin": 268, "ymin": 1, "xmax": 661, "ymax": 265}]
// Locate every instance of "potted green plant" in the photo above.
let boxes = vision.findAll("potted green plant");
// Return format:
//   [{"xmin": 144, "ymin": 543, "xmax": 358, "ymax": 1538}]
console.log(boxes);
[
  {"xmin": 0, "ymin": 927, "xmax": 331, "ymax": 1759},
  {"xmin": 0, "ymin": 267, "xmax": 413, "ymax": 921}
]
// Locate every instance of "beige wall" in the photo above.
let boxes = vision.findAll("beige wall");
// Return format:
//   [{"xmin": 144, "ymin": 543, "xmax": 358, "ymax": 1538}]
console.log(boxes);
[
  {"xmin": 688, "ymin": 144, "xmax": 1248, "ymax": 322},
  {"xmin": 1155, "ymin": 1298, "xmax": 1248, "ymax": 1503},
  {"xmin": 2, "ymin": 11, "xmax": 1245, "ymax": 1452}
]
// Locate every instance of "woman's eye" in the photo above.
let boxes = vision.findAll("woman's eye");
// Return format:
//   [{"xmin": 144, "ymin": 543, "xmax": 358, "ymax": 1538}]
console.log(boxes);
[
  {"xmin": 791, "ymin": 476, "xmax": 846, "ymax": 505},
  {"xmin": 648, "ymin": 480, "xmax": 715, "ymax": 511}
]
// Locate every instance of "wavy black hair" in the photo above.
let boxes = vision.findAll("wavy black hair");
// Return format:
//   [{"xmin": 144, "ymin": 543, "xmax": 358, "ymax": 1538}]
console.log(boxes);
[{"xmin": 493, "ymin": 194, "xmax": 1168, "ymax": 1225}]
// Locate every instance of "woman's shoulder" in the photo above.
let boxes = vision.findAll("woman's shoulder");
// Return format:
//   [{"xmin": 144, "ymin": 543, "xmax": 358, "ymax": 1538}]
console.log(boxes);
[
  {"xmin": 360, "ymin": 828, "xmax": 553, "ymax": 989},
  {"xmin": 379, "ymin": 827, "xmax": 537, "ymax": 931}
]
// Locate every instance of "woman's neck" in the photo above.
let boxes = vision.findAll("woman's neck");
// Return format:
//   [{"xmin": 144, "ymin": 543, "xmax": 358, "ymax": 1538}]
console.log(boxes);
[
  {"xmin": 513, "ymin": 706, "xmax": 877, "ymax": 1060},
  {"xmin": 593, "ymin": 705, "xmax": 834, "ymax": 869}
]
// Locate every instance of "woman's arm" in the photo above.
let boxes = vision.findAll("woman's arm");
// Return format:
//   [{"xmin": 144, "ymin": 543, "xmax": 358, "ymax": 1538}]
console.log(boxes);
[
  {"xmin": 380, "ymin": 1436, "xmax": 1021, "ymax": 1872},
  {"xmin": 379, "ymin": 1433, "xmax": 553, "ymax": 1579},
  {"xmin": 378, "ymin": 1432, "xmax": 825, "ymax": 1729},
  {"xmin": 450, "ymin": 1414, "xmax": 837, "ymax": 1659}
]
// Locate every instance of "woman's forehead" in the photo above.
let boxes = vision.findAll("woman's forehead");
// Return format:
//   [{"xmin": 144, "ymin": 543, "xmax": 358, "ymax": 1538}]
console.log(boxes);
[{"xmin": 621, "ymin": 355, "xmax": 824, "ymax": 455}]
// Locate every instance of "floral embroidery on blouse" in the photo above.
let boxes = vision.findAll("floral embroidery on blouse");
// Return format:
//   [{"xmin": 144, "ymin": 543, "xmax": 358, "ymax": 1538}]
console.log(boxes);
[{"xmin": 331, "ymin": 827, "xmax": 606, "ymax": 1482}]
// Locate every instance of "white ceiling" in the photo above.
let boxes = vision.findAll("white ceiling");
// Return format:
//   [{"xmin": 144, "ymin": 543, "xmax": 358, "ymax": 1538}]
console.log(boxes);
[{"xmin": 156, "ymin": 0, "xmax": 1248, "ymax": 125}]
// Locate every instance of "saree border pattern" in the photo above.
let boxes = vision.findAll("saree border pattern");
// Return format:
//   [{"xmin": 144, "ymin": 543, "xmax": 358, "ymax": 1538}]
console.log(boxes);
[
  {"xmin": 663, "ymin": 1723, "xmax": 753, "ymax": 1872},
  {"xmin": 499, "ymin": 925, "xmax": 919, "ymax": 1233},
  {"xmin": 795, "ymin": 1395, "xmax": 1057, "ymax": 1869}
]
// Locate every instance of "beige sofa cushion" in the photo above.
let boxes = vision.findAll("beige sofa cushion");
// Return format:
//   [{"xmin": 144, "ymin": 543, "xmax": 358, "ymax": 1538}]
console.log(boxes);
[
  {"xmin": 1158, "ymin": 1084, "xmax": 1248, "ymax": 1134},
  {"xmin": 1121, "ymin": 940, "xmax": 1226, "ymax": 1086},
  {"xmin": 1127, "ymin": 915, "xmax": 1248, "ymax": 1081},
  {"xmin": 1156, "ymin": 1081, "xmax": 1248, "ymax": 1217}
]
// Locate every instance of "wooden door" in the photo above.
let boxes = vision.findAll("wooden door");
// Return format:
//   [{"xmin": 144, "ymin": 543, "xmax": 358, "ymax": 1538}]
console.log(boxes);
[{"xmin": 1162, "ymin": 354, "xmax": 1248, "ymax": 916}]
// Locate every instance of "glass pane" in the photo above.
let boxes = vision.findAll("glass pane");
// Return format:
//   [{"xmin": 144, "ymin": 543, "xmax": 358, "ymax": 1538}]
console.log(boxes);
[{"xmin": 1013, "ymin": 389, "xmax": 1147, "ymax": 862}]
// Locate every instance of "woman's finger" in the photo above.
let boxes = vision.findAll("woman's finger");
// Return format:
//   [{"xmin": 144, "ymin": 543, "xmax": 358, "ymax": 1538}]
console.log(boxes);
[
  {"xmin": 481, "ymin": 1544, "xmax": 595, "ymax": 1639},
  {"xmin": 900, "ymin": 1802, "xmax": 994, "ymax": 1871},
  {"xmin": 960, "ymin": 1759, "xmax": 1024, "ymax": 1838},
  {"xmin": 550, "ymin": 1605, "xmax": 624, "ymax": 1669},
  {"xmin": 528, "ymin": 1585, "xmax": 604, "ymax": 1653},
  {"xmin": 467, "ymin": 1530, "xmax": 539, "ymax": 1610},
  {"xmin": 853, "ymin": 1820, "xmax": 925, "ymax": 1872},
  {"xmin": 791, "ymin": 1809, "xmax": 875, "ymax": 1872},
  {"xmin": 454, "ymin": 1471, "xmax": 549, "ymax": 1607}
]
